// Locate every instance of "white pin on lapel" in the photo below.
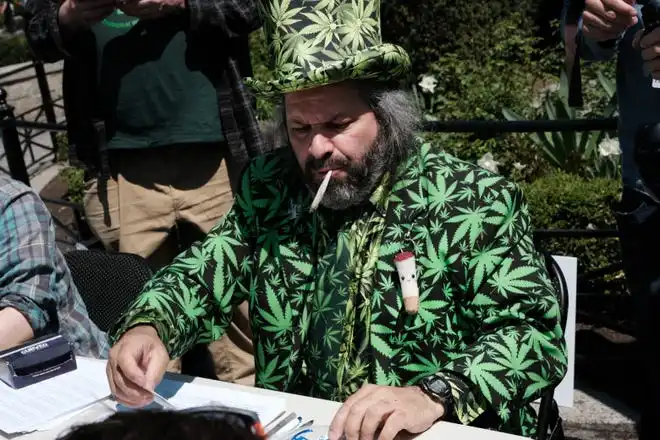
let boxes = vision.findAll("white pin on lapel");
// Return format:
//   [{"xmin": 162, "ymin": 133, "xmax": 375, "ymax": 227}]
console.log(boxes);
[{"xmin": 394, "ymin": 251, "xmax": 419, "ymax": 314}]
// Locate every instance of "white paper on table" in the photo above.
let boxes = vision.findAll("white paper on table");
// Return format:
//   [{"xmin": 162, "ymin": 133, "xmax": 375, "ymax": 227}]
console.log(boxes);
[
  {"xmin": 113, "ymin": 378, "xmax": 287, "ymax": 426},
  {"xmin": 533, "ymin": 255, "xmax": 577, "ymax": 409},
  {"xmin": 0, "ymin": 357, "xmax": 110, "ymax": 434},
  {"xmin": 551, "ymin": 255, "xmax": 577, "ymax": 408}
]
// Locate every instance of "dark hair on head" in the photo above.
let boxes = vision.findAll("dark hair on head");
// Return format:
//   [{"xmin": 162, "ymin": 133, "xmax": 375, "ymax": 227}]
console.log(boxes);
[{"xmin": 57, "ymin": 411, "xmax": 262, "ymax": 440}]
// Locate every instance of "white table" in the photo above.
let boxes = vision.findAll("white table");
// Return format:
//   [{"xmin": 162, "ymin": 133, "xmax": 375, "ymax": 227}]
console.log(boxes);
[{"xmin": 2, "ymin": 361, "xmax": 528, "ymax": 440}]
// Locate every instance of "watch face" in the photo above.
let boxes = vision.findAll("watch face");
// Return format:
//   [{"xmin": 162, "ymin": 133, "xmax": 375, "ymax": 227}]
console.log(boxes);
[{"xmin": 426, "ymin": 377, "xmax": 450, "ymax": 398}]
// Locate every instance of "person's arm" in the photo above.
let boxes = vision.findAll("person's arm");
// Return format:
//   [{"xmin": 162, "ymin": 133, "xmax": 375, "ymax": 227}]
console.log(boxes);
[
  {"xmin": 432, "ymin": 182, "xmax": 568, "ymax": 427},
  {"xmin": 23, "ymin": 0, "xmax": 104, "ymax": 63},
  {"xmin": 108, "ymin": 171, "xmax": 257, "ymax": 359},
  {"xmin": 0, "ymin": 308, "xmax": 34, "ymax": 351},
  {"xmin": 184, "ymin": 0, "xmax": 262, "ymax": 36},
  {"xmin": 0, "ymin": 181, "xmax": 66, "ymax": 349},
  {"xmin": 23, "ymin": 0, "xmax": 72, "ymax": 62}
]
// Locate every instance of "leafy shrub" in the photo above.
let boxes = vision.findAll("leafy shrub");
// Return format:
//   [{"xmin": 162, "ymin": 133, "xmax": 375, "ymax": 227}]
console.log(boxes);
[
  {"xmin": 381, "ymin": 0, "xmax": 538, "ymax": 74},
  {"xmin": 59, "ymin": 166, "xmax": 85, "ymax": 205},
  {"xmin": 54, "ymin": 132, "xmax": 69, "ymax": 163},
  {"xmin": 520, "ymin": 171, "xmax": 622, "ymax": 282},
  {"xmin": 503, "ymin": 70, "xmax": 620, "ymax": 180},
  {"xmin": 413, "ymin": 13, "xmax": 558, "ymax": 181},
  {"xmin": 0, "ymin": 34, "xmax": 31, "ymax": 67},
  {"xmin": 249, "ymin": 29, "xmax": 276, "ymax": 121}
]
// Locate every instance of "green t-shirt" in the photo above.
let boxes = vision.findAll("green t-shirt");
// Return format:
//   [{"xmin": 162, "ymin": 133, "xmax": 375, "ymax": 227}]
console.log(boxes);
[{"xmin": 91, "ymin": 10, "xmax": 223, "ymax": 149}]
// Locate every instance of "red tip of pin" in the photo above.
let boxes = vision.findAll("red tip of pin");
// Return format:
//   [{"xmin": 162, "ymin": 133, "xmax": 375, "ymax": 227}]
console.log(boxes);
[{"xmin": 394, "ymin": 251, "xmax": 414, "ymax": 262}]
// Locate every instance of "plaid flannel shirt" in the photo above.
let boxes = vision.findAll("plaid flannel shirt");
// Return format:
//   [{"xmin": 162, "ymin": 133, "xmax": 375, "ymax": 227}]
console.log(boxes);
[
  {"xmin": 23, "ymin": 0, "xmax": 266, "ymax": 173},
  {"xmin": 0, "ymin": 175, "xmax": 109, "ymax": 357}
]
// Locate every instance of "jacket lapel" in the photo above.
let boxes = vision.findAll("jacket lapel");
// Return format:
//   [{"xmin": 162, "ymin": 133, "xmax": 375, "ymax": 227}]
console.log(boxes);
[{"xmin": 370, "ymin": 151, "xmax": 429, "ymax": 382}]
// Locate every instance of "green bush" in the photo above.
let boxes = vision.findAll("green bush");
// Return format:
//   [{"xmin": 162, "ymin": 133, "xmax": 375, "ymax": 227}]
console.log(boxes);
[
  {"xmin": 54, "ymin": 132, "xmax": 69, "ymax": 163},
  {"xmin": 520, "ymin": 171, "xmax": 621, "ymax": 280},
  {"xmin": 249, "ymin": 29, "xmax": 277, "ymax": 121},
  {"xmin": 381, "ymin": 0, "xmax": 537, "ymax": 74},
  {"xmin": 413, "ymin": 13, "xmax": 558, "ymax": 181},
  {"xmin": 59, "ymin": 166, "xmax": 85, "ymax": 205},
  {"xmin": 0, "ymin": 34, "xmax": 31, "ymax": 67}
]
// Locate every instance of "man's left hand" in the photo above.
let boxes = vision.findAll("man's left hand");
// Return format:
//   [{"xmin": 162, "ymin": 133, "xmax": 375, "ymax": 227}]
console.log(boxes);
[
  {"xmin": 328, "ymin": 384, "xmax": 445, "ymax": 440},
  {"xmin": 117, "ymin": 0, "xmax": 184, "ymax": 20}
]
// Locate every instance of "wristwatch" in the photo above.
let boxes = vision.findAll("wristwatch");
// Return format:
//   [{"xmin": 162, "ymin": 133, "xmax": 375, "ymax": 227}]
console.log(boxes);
[{"xmin": 418, "ymin": 375, "xmax": 453, "ymax": 419}]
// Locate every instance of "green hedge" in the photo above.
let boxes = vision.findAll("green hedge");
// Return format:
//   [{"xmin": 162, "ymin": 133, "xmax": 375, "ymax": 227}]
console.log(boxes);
[
  {"xmin": 520, "ymin": 171, "xmax": 622, "ymax": 279},
  {"xmin": 381, "ymin": 0, "xmax": 538, "ymax": 74},
  {"xmin": 0, "ymin": 34, "xmax": 31, "ymax": 67}
]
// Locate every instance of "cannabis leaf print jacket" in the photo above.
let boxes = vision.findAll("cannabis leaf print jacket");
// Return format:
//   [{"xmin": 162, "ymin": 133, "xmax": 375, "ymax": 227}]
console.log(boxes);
[{"xmin": 110, "ymin": 141, "xmax": 567, "ymax": 437}]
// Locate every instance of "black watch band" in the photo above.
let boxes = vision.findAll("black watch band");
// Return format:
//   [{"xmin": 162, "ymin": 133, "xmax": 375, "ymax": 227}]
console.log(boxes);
[{"xmin": 418, "ymin": 375, "xmax": 454, "ymax": 418}]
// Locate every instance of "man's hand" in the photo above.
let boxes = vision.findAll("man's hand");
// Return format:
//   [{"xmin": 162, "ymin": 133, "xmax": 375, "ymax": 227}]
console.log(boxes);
[
  {"xmin": 106, "ymin": 325, "xmax": 170, "ymax": 408},
  {"xmin": 633, "ymin": 25, "xmax": 660, "ymax": 80},
  {"xmin": 58, "ymin": 0, "xmax": 116, "ymax": 31},
  {"xmin": 582, "ymin": 0, "xmax": 638, "ymax": 42},
  {"xmin": 328, "ymin": 384, "xmax": 445, "ymax": 440},
  {"xmin": 116, "ymin": 0, "xmax": 184, "ymax": 20}
]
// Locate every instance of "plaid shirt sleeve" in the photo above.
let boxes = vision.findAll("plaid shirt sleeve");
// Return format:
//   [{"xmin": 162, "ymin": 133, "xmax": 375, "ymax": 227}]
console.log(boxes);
[
  {"xmin": 0, "ymin": 176, "xmax": 109, "ymax": 358},
  {"xmin": 186, "ymin": 0, "xmax": 262, "ymax": 35}
]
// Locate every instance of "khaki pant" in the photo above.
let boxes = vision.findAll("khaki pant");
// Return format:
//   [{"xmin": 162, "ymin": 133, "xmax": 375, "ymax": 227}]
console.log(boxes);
[{"xmin": 83, "ymin": 143, "xmax": 255, "ymax": 385}]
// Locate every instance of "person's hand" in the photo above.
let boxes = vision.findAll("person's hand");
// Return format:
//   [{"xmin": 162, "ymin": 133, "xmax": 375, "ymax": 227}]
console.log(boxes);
[
  {"xmin": 116, "ymin": 0, "xmax": 184, "ymax": 20},
  {"xmin": 58, "ymin": 0, "xmax": 116, "ymax": 30},
  {"xmin": 633, "ymin": 25, "xmax": 660, "ymax": 80},
  {"xmin": 106, "ymin": 325, "xmax": 170, "ymax": 408},
  {"xmin": 582, "ymin": 0, "xmax": 638, "ymax": 42},
  {"xmin": 328, "ymin": 384, "xmax": 445, "ymax": 440}
]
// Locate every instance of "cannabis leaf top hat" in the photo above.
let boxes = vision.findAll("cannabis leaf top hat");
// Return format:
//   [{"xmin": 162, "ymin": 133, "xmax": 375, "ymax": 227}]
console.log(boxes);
[{"xmin": 245, "ymin": 0, "xmax": 411, "ymax": 97}]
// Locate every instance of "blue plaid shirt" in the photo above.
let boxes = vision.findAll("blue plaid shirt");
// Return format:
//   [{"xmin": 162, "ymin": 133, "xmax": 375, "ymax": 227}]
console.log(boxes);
[{"xmin": 0, "ymin": 175, "xmax": 108, "ymax": 357}]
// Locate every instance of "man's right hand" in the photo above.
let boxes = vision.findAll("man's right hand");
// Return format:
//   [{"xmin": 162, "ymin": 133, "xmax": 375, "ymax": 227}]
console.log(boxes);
[
  {"xmin": 106, "ymin": 325, "xmax": 170, "ymax": 408},
  {"xmin": 58, "ymin": 0, "xmax": 116, "ymax": 31},
  {"xmin": 582, "ymin": 0, "xmax": 638, "ymax": 42}
]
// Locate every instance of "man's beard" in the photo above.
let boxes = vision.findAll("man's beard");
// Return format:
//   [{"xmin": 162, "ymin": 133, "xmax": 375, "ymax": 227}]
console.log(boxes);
[{"xmin": 304, "ymin": 134, "xmax": 392, "ymax": 211}]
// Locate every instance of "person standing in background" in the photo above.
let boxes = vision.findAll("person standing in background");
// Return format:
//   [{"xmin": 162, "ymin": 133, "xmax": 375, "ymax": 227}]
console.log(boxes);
[
  {"xmin": 562, "ymin": 1, "xmax": 660, "ymax": 438},
  {"xmin": 22, "ymin": 0, "xmax": 264, "ymax": 385}
]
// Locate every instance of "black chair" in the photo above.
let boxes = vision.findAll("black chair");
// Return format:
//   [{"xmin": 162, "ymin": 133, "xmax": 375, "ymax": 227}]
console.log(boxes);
[
  {"xmin": 64, "ymin": 249, "xmax": 154, "ymax": 333},
  {"xmin": 536, "ymin": 252, "xmax": 570, "ymax": 440},
  {"xmin": 65, "ymin": 249, "xmax": 218, "ymax": 380}
]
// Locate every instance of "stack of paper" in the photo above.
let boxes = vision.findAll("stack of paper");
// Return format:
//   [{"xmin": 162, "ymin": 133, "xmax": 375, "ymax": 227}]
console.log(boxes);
[
  {"xmin": 114, "ymin": 378, "xmax": 287, "ymax": 426},
  {"xmin": 0, "ymin": 358, "xmax": 110, "ymax": 434}
]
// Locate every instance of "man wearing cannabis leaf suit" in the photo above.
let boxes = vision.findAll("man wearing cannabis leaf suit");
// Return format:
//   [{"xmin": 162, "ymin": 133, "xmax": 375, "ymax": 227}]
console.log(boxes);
[{"xmin": 107, "ymin": 0, "xmax": 568, "ymax": 439}]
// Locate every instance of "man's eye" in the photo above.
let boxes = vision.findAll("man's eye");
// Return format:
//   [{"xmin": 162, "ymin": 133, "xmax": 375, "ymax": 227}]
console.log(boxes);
[
  {"xmin": 291, "ymin": 126, "xmax": 309, "ymax": 134},
  {"xmin": 331, "ymin": 121, "xmax": 350, "ymax": 130}
]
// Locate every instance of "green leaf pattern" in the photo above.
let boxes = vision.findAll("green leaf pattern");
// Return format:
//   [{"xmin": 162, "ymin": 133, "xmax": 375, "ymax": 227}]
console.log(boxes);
[
  {"xmin": 110, "ymin": 141, "xmax": 567, "ymax": 438},
  {"xmin": 245, "ymin": 0, "xmax": 411, "ymax": 96}
]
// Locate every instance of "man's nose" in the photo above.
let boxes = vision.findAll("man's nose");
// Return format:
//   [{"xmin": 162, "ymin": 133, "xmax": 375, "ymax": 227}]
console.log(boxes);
[{"xmin": 309, "ymin": 132, "xmax": 334, "ymax": 161}]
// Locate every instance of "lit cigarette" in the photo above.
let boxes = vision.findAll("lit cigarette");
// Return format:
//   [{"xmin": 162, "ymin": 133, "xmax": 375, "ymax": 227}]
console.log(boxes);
[{"xmin": 310, "ymin": 170, "xmax": 333, "ymax": 212}]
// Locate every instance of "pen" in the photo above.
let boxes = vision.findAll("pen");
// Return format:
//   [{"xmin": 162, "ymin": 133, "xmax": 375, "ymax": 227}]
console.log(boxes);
[{"xmin": 150, "ymin": 390, "xmax": 177, "ymax": 410}]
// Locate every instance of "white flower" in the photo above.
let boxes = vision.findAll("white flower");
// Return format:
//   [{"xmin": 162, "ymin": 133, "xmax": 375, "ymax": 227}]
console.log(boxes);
[
  {"xmin": 545, "ymin": 82, "xmax": 560, "ymax": 93},
  {"xmin": 418, "ymin": 75, "xmax": 438, "ymax": 94},
  {"xmin": 477, "ymin": 152, "xmax": 500, "ymax": 174},
  {"xmin": 598, "ymin": 137, "xmax": 621, "ymax": 157},
  {"xmin": 513, "ymin": 162, "xmax": 526, "ymax": 171}
]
